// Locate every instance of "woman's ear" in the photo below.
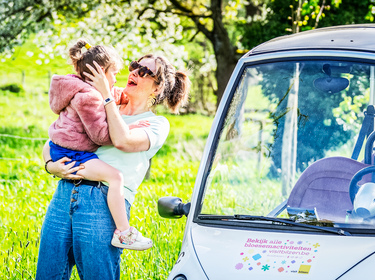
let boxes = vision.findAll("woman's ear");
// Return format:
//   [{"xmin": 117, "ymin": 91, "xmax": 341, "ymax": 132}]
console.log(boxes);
[{"xmin": 153, "ymin": 84, "xmax": 162, "ymax": 95}]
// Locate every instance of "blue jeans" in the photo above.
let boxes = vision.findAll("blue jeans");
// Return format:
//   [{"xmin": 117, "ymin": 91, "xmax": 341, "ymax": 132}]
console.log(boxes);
[{"xmin": 36, "ymin": 179, "xmax": 131, "ymax": 280}]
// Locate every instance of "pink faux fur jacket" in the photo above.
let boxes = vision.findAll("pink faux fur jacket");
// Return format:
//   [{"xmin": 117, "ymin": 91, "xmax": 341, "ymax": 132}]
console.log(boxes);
[{"xmin": 48, "ymin": 74, "xmax": 127, "ymax": 152}]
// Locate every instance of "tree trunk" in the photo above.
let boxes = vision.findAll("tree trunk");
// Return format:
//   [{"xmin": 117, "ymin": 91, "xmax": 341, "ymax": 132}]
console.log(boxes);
[
  {"xmin": 170, "ymin": 0, "xmax": 240, "ymax": 108},
  {"xmin": 210, "ymin": 0, "xmax": 238, "ymax": 107},
  {"xmin": 215, "ymin": 52, "xmax": 237, "ymax": 106}
]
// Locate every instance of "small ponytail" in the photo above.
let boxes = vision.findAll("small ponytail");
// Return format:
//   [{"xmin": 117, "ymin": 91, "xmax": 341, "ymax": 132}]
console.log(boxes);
[
  {"xmin": 68, "ymin": 38, "xmax": 123, "ymax": 80},
  {"xmin": 69, "ymin": 39, "xmax": 88, "ymax": 71},
  {"xmin": 166, "ymin": 70, "xmax": 190, "ymax": 114}
]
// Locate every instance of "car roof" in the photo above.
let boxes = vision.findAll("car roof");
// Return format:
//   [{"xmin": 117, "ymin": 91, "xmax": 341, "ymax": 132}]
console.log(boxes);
[{"xmin": 244, "ymin": 24, "xmax": 375, "ymax": 57}]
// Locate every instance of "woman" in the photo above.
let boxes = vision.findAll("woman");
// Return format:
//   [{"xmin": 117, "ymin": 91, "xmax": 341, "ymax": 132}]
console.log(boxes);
[{"xmin": 36, "ymin": 54, "xmax": 190, "ymax": 279}]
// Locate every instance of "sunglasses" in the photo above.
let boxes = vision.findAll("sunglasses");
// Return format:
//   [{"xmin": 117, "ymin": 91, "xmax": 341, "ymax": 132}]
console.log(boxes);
[{"xmin": 129, "ymin": 61, "xmax": 156, "ymax": 78}]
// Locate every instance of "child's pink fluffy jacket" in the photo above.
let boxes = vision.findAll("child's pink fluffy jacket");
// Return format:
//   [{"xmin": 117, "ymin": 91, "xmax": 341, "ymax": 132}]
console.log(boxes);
[{"xmin": 48, "ymin": 74, "xmax": 127, "ymax": 152}]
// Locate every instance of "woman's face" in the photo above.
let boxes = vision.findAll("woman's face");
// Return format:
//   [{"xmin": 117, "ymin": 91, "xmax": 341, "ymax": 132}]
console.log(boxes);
[
  {"xmin": 124, "ymin": 58, "xmax": 158, "ymax": 99},
  {"xmin": 105, "ymin": 65, "xmax": 119, "ymax": 89}
]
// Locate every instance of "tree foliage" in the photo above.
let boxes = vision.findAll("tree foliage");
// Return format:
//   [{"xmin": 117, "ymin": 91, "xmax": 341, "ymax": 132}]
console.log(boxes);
[
  {"xmin": 0, "ymin": 0, "xmax": 102, "ymax": 54},
  {"xmin": 1, "ymin": 0, "xmax": 375, "ymax": 111},
  {"xmin": 0, "ymin": 0, "xmax": 271, "ymax": 110}
]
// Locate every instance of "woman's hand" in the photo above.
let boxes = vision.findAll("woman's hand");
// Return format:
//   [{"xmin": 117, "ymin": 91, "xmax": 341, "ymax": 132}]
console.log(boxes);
[
  {"xmin": 47, "ymin": 157, "xmax": 85, "ymax": 180},
  {"xmin": 83, "ymin": 61, "xmax": 111, "ymax": 99}
]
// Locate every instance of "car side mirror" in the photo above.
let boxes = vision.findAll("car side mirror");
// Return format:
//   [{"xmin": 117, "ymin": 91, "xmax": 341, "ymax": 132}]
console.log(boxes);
[{"xmin": 158, "ymin": 197, "xmax": 191, "ymax": 219}]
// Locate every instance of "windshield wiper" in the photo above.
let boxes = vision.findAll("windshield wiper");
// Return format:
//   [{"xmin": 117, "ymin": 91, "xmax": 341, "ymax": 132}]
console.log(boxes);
[{"xmin": 232, "ymin": 215, "xmax": 351, "ymax": 236}]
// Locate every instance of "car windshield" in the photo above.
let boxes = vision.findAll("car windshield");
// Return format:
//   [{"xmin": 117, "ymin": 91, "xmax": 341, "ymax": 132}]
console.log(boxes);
[{"xmin": 199, "ymin": 58, "xmax": 375, "ymax": 230}]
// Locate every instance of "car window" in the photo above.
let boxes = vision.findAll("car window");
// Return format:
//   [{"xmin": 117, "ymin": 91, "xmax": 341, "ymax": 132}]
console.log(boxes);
[{"xmin": 200, "ymin": 59, "xmax": 375, "ymax": 230}]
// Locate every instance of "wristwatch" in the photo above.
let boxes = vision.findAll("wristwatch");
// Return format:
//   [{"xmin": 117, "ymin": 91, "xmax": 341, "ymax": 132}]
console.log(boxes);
[{"xmin": 103, "ymin": 97, "xmax": 114, "ymax": 106}]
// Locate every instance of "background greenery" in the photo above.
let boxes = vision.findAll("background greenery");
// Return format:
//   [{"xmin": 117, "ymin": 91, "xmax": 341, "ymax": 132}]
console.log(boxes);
[{"xmin": 2, "ymin": 0, "xmax": 375, "ymax": 111}]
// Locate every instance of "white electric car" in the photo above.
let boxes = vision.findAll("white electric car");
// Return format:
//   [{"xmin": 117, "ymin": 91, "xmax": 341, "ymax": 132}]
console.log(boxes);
[{"xmin": 159, "ymin": 24, "xmax": 375, "ymax": 280}]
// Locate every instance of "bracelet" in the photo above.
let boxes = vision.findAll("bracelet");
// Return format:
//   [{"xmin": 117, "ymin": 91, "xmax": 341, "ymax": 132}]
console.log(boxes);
[
  {"xmin": 44, "ymin": 159, "xmax": 53, "ymax": 174},
  {"xmin": 103, "ymin": 97, "xmax": 114, "ymax": 106}
]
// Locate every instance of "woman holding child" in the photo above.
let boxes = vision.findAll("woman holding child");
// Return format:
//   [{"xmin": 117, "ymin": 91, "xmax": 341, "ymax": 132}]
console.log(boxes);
[{"xmin": 36, "ymin": 39, "xmax": 190, "ymax": 279}]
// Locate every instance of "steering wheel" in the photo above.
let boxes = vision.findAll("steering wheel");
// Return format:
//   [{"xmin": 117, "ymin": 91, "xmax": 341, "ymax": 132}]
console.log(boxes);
[{"xmin": 349, "ymin": 166, "xmax": 375, "ymax": 203}]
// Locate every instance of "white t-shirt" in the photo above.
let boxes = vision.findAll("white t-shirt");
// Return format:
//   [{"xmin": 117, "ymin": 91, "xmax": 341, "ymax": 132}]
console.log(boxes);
[{"xmin": 95, "ymin": 111, "xmax": 170, "ymax": 205}]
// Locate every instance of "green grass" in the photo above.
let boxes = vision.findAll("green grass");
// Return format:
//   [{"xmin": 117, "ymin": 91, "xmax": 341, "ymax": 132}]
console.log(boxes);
[{"xmin": 0, "ymin": 86, "xmax": 213, "ymax": 279}]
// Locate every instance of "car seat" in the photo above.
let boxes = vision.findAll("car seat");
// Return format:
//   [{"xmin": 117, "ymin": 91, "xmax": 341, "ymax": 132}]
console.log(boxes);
[{"xmin": 287, "ymin": 157, "xmax": 371, "ymax": 222}]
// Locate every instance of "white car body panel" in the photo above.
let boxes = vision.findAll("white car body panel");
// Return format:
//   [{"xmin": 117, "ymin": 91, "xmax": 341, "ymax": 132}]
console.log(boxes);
[{"xmin": 168, "ymin": 223, "xmax": 375, "ymax": 279}]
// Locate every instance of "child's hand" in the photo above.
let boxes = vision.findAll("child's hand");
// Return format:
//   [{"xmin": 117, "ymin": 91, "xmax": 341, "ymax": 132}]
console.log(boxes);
[
  {"xmin": 113, "ymin": 88, "xmax": 128, "ymax": 105},
  {"xmin": 120, "ymin": 92, "xmax": 129, "ymax": 105},
  {"xmin": 83, "ymin": 61, "xmax": 111, "ymax": 99},
  {"xmin": 128, "ymin": 120, "xmax": 150, "ymax": 130}
]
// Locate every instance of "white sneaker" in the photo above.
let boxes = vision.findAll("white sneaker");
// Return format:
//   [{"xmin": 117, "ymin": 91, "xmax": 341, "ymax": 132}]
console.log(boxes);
[{"xmin": 111, "ymin": 227, "xmax": 153, "ymax": 250}]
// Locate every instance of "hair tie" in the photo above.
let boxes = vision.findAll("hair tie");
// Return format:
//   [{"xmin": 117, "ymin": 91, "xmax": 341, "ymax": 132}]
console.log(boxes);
[{"xmin": 85, "ymin": 43, "xmax": 92, "ymax": 50}]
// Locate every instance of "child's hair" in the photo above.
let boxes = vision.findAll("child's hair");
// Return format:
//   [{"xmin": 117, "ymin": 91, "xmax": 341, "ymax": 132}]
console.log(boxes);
[
  {"xmin": 69, "ymin": 39, "xmax": 123, "ymax": 79},
  {"xmin": 138, "ymin": 54, "xmax": 191, "ymax": 114}
]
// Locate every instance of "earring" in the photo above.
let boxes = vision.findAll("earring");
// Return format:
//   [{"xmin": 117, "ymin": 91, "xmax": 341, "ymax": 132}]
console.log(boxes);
[{"xmin": 147, "ymin": 93, "xmax": 156, "ymax": 108}]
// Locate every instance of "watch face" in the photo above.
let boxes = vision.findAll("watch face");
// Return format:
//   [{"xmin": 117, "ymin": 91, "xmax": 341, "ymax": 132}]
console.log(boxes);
[{"xmin": 104, "ymin": 97, "xmax": 113, "ymax": 105}]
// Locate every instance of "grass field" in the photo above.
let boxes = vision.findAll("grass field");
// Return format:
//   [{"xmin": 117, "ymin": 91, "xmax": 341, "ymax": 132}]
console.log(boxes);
[{"xmin": 0, "ymin": 48, "xmax": 214, "ymax": 279}]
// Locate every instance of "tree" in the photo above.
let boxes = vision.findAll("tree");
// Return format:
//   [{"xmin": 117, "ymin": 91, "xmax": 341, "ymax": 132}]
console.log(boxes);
[
  {"xmin": 165, "ymin": 0, "xmax": 250, "ymax": 106},
  {"xmin": 0, "ymin": 0, "xmax": 270, "ymax": 108},
  {"xmin": 0, "ymin": 0, "xmax": 102, "ymax": 54},
  {"xmin": 70, "ymin": 0, "xmax": 270, "ymax": 106},
  {"xmin": 3, "ymin": 0, "xmax": 374, "ymax": 109}
]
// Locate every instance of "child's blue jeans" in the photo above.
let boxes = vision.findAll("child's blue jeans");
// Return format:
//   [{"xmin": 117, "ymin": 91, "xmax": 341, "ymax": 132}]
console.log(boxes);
[{"xmin": 36, "ymin": 179, "xmax": 131, "ymax": 279}]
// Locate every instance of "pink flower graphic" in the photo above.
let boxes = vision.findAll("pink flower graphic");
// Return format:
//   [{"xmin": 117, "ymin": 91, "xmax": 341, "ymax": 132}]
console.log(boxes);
[{"xmin": 235, "ymin": 263, "xmax": 243, "ymax": 270}]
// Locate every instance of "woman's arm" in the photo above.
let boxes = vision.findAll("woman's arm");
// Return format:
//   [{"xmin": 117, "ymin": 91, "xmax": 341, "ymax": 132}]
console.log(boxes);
[
  {"xmin": 43, "ymin": 140, "xmax": 85, "ymax": 180},
  {"xmin": 83, "ymin": 62, "xmax": 151, "ymax": 153},
  {"xmin": 101, "ymin": 101, "xmax": 150, "ymax": 152}
]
